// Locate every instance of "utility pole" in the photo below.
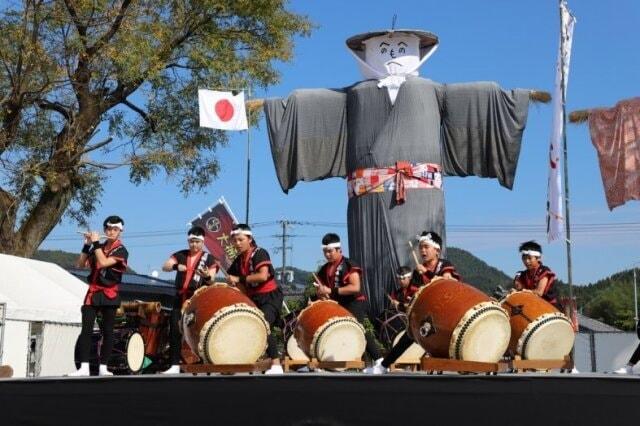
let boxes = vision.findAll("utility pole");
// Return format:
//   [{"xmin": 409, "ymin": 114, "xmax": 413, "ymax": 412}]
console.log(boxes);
[{"xmin": 272, "ymin": 219, "xmax": 303, "ymax": 286}]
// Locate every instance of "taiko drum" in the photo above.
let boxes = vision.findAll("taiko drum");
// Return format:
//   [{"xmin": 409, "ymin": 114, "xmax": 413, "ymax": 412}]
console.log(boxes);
[
  {"xmin": 294, "ymin": 300, "xmax": 365, "ymax": 361},
  {"xmin": 181, "ymin": 283, "xmax": 269, "ymax": 364},
  {"xmin": 407, "ymin": 278, "xmax": 511, "ymax": 362},
  {"xmin": 500, "ymin": 290, "xmax": 574, "ymax": 360}
]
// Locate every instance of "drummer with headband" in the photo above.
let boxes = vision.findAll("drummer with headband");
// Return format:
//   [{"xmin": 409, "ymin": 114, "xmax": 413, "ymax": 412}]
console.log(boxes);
[
  {"xmin": 513, "ymin": 241, "xmax": 558, "ymax": 307},
  {"xmin": 389, "ymin": 266, "xmax": 419, "ymax": 312},
  {"xmin": 366, "ymin": 230, "xmax": 460, "ymax": 374},
  {"xmin": 69, "ymin": 215, "xmax": 129, "ymax": 377},
  {"xmin": 314, "ymin": 233, "xmax": 384, "ymax": 367},
  {"xmin": 160, "ymin": 226, "xmax": 219, "ymax": 374},
  {"xmin": 227, "ymin": 224, "xmax": 284, "ymax": 375}
]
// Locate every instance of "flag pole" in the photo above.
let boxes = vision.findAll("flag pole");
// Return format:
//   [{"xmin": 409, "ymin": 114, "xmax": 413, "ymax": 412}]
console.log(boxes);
[
  {"xmin": 559, "ymin": 0, "xmax": 575, "ymax": 327},
  {"xmin": 245, "ymin": 85, "xmax": 252, "ymax": 224}
]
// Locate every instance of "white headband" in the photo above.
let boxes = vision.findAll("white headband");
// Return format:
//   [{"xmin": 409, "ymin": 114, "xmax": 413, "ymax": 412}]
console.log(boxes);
[
  {"xmin": 418, "ymin": 234, "xmax": 440, "ymax": 250},
  {"xmin": 105, "ymin": 222, "xmax": 124, "ymax": 230},
  {"xmin": 322, "ymin": 242, "xmax": 341, "ymax": 249},
  {"xmin": 521, "ymin": 250, "xmax": 541, "ymax": 257},
  {"xmin": 397, "ymin": 272, "xmax": 412, "ymax": 280},
  {"xmin": 230, "ymin": 229, "xmax": 252, "ymax": 237},
  {"xmin": 188, "ymin": 234, "xmax": 205, "ymax": 241}
]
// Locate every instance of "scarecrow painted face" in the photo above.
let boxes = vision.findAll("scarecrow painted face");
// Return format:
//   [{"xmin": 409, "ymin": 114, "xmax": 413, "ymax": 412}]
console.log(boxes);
[{"xmin": 363, "ymin": 34, "xmax": 421, "ymax": 76}]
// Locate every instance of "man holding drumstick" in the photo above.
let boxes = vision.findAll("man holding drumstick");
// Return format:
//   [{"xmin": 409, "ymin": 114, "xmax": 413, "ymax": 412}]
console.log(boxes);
[
  {"xmin": 315, "ymin": 233, "xmax": 383, "ymax": 366},
  {"xmin": 366, "ymin": 231, "xmax": 460, "ymax": 374},
  {"xmin": 160, "ymin": 226, "xmax": 219, "ymax": 374}
]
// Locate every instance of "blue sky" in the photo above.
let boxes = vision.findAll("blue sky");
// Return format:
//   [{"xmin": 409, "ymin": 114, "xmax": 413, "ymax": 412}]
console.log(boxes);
[{"xmin": 41, "ymin": 0, "xmax": 640, "ymax": 285}]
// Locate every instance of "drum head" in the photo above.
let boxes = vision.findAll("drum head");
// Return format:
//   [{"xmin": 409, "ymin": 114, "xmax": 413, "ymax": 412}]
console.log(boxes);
[
  {"xmin": 201, "ymin": 305, "xmax": 269, "ymax": 364},
  {"xmin": 519, "ymin": 314, "xmax": 575, "ymax": 360},
  {"xmin": 450, "ymin": 303, "xmax": 511, "ymax": 362},
  {"xmin": 286, "ymin": 335, "xmax": 309, "ymax": 361},
  {"xmin": 126, "ymin": 332, "xmax": 145, "ymax": 373},
  {"xmin": 392, "ymin": 330, "xmax": 425, "ymax": 363},
  {"xmin": 313, "ymin": 318, "xmax": 366, "ymax": 362}
]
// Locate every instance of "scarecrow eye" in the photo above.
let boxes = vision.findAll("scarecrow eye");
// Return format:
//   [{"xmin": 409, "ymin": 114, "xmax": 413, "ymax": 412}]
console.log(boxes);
[
  {"xmin": 380, "ymin": 47, "xmax": 387, "ymax": 54},
  {"xmin": 398, "ymin": 46, "xmax": 406, "ymax": 54}
]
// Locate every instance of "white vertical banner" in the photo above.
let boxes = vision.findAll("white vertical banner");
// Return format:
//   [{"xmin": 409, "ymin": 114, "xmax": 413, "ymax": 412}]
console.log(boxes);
[
  {"xmin": 198, "ymin": 89, "xmax": 248, "ymax": 130},
  {"xmin": 547, "ymin": 0, "xmax": 576, "ymax": 242}
]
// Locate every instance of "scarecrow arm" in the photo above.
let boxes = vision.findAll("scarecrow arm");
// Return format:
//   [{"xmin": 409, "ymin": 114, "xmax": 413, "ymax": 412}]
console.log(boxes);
[{"xmin": 529, "ymin": 90, "xmax": 551, "ymax": 104}]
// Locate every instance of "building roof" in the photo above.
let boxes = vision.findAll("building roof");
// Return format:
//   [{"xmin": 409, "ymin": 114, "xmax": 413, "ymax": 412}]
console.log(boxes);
[{"xmin": 577, "ymin": 312, "xmax": 623, "ymax": 333}]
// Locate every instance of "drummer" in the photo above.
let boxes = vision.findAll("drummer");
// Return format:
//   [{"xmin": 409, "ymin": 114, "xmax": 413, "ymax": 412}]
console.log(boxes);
[
  {"xmin": 69, "ymin": 215, "xmax": 129, "ymax": 377},
  {"xmin": 227, "ymin": 224, "xmax": 284, "ymax": 375},
  {"xmin": 389, "ymin": 266, "xmax": 419, "ymax": 312},
  {"xmin": 160, "ymin": 226, "xmax": 219, "ymax": 374},
  {"xmin": 314, "ymin": 233, "xmax": 384, "ymax": 366},
  {"xmin": 513, "ymin": 241, "xmax": 558, "ymax": 307},
  {"xmin": 366, "ymin": 230, "xmax": 460, "ymax": 374}
]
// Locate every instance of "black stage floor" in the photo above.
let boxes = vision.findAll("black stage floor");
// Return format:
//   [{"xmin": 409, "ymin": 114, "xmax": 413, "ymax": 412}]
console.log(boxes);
[{"xmin": 1, "ymin": 373, "xmax": 639, "ymax": 425}]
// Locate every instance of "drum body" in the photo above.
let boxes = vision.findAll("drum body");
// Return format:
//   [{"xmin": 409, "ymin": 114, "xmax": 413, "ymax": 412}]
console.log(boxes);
[
  {"xmin": 295, "ymin": 300, "xmax": 366, "ymax": 361},
  {"xmin": 181, "ymin": 283, "xmax": 269, "ymax": 364},
  {"xmin": 138, "ymin": 310, "xmax": 167, "ymax": 357},
  {"xmin": 501, "ymin": 290, "xmax": 575, "ymax": 360},
  {"xmin": 407, "ymin": 278, "xmax": 510, "ymax": 362},
  {"xmin": 74, "ymin": 328, "xmax": 145, "ymax": 375}
]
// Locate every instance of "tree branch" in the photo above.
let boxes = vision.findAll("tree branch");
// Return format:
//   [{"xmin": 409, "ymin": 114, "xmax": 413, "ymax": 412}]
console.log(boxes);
[
  {"xmin": 86, "ymin": 0, "xmax": 132, "ymax": 57},
  {"xmin": 81, "ymin": 137, "xmax": 114, "ymax": 155},
  {"xmin": 62, "ymin": 0, "xmax": 88, "ymax": 48},
  {"xmin": 122, "ymin": 98, "xmax": 156, "ymax": 132},
  {"xmin": 38, "ymin": 99, "xmax": 71, "ymax": 120}
]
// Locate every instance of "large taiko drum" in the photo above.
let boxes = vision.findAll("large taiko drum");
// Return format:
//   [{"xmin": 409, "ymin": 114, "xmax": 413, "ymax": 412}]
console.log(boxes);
[
  {"xmin": 501, "ymin": 290, "xmax": 575, "ymax": 360},
  {"xmin": 181, "ymin": 283, "xmax": 269, "ymax": 364},
  {"xmin": 295, "ymin": 300, "xmax": 366, "ymax": 361},
  {"xmin": 407, "ymin": 278, "xmax": 511, "ymax": 362}
]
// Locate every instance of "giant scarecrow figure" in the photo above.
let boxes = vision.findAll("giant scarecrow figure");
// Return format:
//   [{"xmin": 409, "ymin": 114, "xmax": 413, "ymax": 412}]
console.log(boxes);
[{"xmin": 261, "ymin": 29, "xmax": 543, "ymax": 316}]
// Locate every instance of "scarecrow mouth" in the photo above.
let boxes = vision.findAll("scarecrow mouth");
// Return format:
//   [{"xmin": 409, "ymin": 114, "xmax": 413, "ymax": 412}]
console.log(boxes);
[{"xmin": 386, "ymin": 61, "xmax": 402, "ymax": 67}]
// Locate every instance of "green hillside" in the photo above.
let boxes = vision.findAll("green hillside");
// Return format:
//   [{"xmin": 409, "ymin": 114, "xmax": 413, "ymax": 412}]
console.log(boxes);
[{"xmin": 446, "ymin": 247, "xmax": 512, "ymax": 294}]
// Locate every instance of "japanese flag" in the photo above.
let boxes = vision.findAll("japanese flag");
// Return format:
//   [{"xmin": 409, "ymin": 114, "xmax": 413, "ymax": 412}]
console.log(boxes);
[{"xmin": 198, "ymin": 89, "xmax": 248, "ymax": 130}]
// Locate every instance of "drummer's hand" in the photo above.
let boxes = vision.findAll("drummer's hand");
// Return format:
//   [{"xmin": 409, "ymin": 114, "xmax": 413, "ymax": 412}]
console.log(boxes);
[
  {"xmin": 391, "ymin": 300, "xmax": 400, "ymax": 310},
  {"xmin": 416, "ymin": 264, "xmax": 427, "ymax": 274},
  {"xmin": 197, "ymin": 267, "xmax": 211, "ymax": 280},
  {"xmin": 228, "ymin": 275, "xmax": 240, "ymax": 286},
  {"xmin": 176, "ymin": 264, "xmax": 187, "ymax": 272},
  {"xmin": 89, "ymin": 231, "xmax": 101, "ymax": 243},
  {"xmin": 316, "ymin": 284, "xmax": 331, "ymax": 297}
]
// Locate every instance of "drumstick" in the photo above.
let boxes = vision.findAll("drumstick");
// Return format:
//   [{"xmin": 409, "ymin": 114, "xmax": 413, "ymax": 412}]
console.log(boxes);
[
  {"xmin": 408, "ymin": 241, "xmax": 421, "ymax": 267},
  {"xmin": 311, "ymin": 273, "xmax": 323, "ymax": 287}
]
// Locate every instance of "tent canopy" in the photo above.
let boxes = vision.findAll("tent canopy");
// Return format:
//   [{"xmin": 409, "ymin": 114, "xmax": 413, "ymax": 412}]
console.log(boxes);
[{"xmin": 0, "ymin": 254, "xmax": 85, "ymax": 323}]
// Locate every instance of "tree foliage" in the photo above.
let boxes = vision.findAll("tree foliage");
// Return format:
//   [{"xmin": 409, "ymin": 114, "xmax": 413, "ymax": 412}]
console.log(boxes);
[{"xmin": 0, "ymin": 0, "xmax": 311, "ymax": 256}]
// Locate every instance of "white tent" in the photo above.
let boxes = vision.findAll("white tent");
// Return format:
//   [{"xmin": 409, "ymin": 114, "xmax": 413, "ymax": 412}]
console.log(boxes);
[{"xmin": 0, "ymin": 254, "xmax": 86, "ymax": 377}]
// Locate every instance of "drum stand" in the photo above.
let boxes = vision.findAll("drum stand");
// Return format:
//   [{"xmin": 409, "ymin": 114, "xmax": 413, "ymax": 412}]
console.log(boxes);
[
  {"xmin": 283, "ymin": 357, "xmax": 365, "ymax": 372},
  {"xmin": 510, "ymin": 355, "xmax": 573, "ymax": 373},
  {"xmin": 420, "ymin": 357, "xmax": 509, "ymax": 375},
  {"xmin": 181, "ymin": 359, "xmax": 272, "ymax": 375},
  {"xmin": 389, "ymin": 361, "xmax": 421, "ymax": 372}
]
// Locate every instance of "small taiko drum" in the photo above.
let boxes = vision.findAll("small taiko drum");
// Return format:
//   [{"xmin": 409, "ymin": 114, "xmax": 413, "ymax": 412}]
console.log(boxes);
[
  {"xmin": 392, "ymin": 330, "xmax": 426, "ymax": 364},
  {"xmin": 407, "ymin": 278, "xmax": 511, "ymax": 362},
  {"xmin": 181, "ymin": 283, "xmax": 269, "ymax": 364},
  {"xmin": 295, "ymin": 300, "xmax": 365, "ymax": 361},
  {"xmin": 500, "ymin": 290, "xmax": 575, "ymax": 360}
]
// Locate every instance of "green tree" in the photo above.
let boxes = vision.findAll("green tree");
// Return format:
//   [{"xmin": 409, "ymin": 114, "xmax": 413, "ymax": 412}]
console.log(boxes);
[{"xmin": 0, "ymin": 0, "xmax": 311, "ymax": 256}]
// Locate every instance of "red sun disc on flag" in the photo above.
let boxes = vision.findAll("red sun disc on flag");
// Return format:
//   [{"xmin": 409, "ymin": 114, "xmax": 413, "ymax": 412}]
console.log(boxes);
[{"xmin": 215, "ymin": 99, "xmax": 234, "ymax": 122}]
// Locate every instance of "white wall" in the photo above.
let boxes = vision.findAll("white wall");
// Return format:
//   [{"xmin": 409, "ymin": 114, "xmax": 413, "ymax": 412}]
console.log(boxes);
[
  {"xmin": 2, "ymin": 320, "xmax": 29, "ymax": 377},
  {"xmin": 575, "ymin": 332, "xmax": 639, "ymax": 373},
  {"xmin": 40, "ymin": 323, "xmax": 81, "ymax": 376}
]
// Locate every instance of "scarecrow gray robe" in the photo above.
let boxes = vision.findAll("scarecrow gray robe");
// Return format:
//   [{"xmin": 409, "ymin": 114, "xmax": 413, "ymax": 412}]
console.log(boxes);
[{"xmin": 264, "ymin": 77, "xmax": 529, "ymax": 316}]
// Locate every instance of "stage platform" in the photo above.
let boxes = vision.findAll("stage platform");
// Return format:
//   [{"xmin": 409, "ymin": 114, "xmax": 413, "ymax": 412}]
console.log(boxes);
[{"xmin": 1, "ymin": 372, "xmax": 639, "ymax": 425}]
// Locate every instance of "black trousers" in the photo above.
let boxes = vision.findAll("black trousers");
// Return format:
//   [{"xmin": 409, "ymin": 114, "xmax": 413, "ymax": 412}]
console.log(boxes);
[
  {"xmin": 77, "ymin": 305, "xmax": 117, "ymax": 363},
  {"xmin": 341, "ymin": 299, "xmax": 382, "ymax": 360},
  {"xmin": 168, "ymin": 299, "xmax": 183, "ymax": 364},
  {"xmin": 381, "ymin": 330, "xmax": 414, "ymax": 368},
  {"xmin": 252, "ymin": 289, "xmax": 284, "ymax": 359},
  {"xmin": 629, "ymin": 342, "xmax": 640, "ymax": 365}
]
